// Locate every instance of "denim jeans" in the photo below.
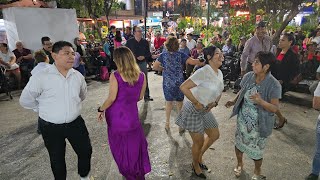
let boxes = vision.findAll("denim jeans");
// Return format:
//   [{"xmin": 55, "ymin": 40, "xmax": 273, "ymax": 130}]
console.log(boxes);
[{"xmin": 312, "ymin": 119, "xmax": 320, "ymax": 175}]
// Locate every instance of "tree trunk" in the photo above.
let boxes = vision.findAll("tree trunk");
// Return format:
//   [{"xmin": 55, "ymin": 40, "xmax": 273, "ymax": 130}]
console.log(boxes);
[
  {"xmin": 272, "ymin": 8, "xmax": 299, "ymax": 45},
  {"xmin": 104, "ymin": 0, "xmax": 114, "ymax": 28}
]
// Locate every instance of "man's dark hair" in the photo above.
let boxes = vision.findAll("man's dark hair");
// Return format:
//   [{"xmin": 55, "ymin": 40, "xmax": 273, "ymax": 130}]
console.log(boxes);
[
  {"xmin": 41, "ymin": 36, "xmax": 51, "ymax": 45},
  {"xmin": 52, "ymin": 41, "xmax": 73, "ymax": 53},
  {"xmin": 282, "ymin": 33, "xmax": 295, "ymax": 46},
  {"xmin": 133, "ymin": 26, "xmax": 138, "ymax": 33},
  {"xmin": 181, "ymin": 39, "xmax": 187, "ymax": 42},
  {"xmin": 110, "ymin": 25, "xmax": 116, "ymax": 31},
  {"xmin": 126, "ymin": 26, "xmax": 132, "ymax": 31}
]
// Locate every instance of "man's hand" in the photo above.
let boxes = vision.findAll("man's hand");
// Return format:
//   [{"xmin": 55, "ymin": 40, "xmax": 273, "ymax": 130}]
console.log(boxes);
[
  {"xmin": 137, "ymin": 56, "xmax": 145, "ymax": 61},
  {"xmin": 17, "ymin": 56, "xmax": 23, "ymax": 63}
]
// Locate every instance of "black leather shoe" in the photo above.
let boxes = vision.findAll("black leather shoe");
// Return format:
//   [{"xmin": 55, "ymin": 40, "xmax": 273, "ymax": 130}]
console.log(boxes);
[{"xmin": 305, "ymin": 174, "xmax": 319, "ymax": 180}]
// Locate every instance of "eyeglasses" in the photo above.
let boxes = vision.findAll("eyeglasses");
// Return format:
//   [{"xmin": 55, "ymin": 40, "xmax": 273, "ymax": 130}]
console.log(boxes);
[{"xmin": 44, "ymin": 43, "xmax": 53, "ymax": 46}]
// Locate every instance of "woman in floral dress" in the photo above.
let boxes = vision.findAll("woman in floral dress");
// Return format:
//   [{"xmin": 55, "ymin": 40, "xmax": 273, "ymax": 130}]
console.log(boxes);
[
  {"xmin": 153, "ymin": 36, "xmax": 203, "ymax": 132},
  {"xmin": 225, "ymin": 51, "xmax": 282, "ymax": 180}
]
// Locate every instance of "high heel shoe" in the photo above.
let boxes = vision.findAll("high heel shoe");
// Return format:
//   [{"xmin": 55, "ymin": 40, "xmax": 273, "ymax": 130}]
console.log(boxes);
[
  {"xmin": 165, "ymin": 122, "xmax": 170, "ymax": 132},
  {"xmin": 199, "ymin": 163, "xmax": 208, "ymax": 170},
  {"xmin": 192, "ymin": 164, "xmax": 206, "ymax": 179},
  {"xmin": 274, "ymin": 118, "xmax": 287, "ymax": 129}
]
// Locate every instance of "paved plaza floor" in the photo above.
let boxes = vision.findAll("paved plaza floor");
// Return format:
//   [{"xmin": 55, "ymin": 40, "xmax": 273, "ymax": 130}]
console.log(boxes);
[{"xmin": 0, "ymin": 73, "xmax": 318, "ymax": 180}]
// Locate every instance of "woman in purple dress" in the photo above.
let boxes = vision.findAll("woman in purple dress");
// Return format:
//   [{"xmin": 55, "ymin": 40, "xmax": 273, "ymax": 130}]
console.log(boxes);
[{"xmin": 98, "ymin": 46, "xmax": 151, "ymax": 180}]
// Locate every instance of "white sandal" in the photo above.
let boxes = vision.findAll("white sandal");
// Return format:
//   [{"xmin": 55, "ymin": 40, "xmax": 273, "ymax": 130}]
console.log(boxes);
[{"xmin": 234, "ymin": 166, "xmax": 242, "ymax": 178}]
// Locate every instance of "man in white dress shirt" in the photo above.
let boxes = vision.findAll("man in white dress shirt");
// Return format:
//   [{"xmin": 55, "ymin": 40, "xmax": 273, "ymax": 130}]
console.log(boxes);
[
  {"xmin": 20, "ymin": 41, "xmax": 92, "ymax": 180},
  {"xmin": 186, "ymin": 33, "xmax": 197, "ymax": 51}
]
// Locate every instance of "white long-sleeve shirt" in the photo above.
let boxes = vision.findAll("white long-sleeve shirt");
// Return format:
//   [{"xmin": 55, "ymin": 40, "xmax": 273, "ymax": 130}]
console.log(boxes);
[{"xmin": 20, "ymin": 64, "xmax": 87, "ymax": 124}]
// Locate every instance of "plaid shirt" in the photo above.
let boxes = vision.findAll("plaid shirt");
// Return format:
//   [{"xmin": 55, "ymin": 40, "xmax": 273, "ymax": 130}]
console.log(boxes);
[{"xmin": 107, "ymin": 31, "xmax": 115, "ymax": 48}]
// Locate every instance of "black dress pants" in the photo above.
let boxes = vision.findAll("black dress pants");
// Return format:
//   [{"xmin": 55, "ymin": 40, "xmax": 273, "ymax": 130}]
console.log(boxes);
[{"xmin": 39, "ymin": 116, "xmax": 92, "ymax": 180}]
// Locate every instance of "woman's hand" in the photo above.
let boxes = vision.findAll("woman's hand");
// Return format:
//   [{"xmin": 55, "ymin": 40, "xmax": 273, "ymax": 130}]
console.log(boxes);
[
  {"xmin": 250, "ymin": 93, "xmax": 263, "ymax": 104},
  {"xmin": 194, "ymin": 102, "xmax": 204, "ymax": 111},
  {"xmin": 98, "ymin": 112, "xmax": 105, "ymax": 122},
  {"xmin": 225, "ymin": 100, "xmax": 235, "ymax": 108},
  {"xmin": 205, "ymin": 102, "xmax": 217, "ymax": 112}
]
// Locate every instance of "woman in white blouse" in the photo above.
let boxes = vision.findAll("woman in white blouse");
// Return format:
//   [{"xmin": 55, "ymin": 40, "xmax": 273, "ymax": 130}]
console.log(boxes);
[{"xmin": 176, "ymin": 46, "xmax": 224, "ymax": 179}]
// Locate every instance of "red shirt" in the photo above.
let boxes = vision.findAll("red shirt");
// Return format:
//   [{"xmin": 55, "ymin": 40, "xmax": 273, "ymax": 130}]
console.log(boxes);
[
  {"xmin": 154, "ymin": 37, "xmax": 166, "ymax": 50},
  {"xmin": 307, "ymin": 53, "xmax": 320, "ymax": 61},
  {"xmin": 292, "ymin": 45, "xmax": 299, "ymax": 54},
  {"xmin": 277, "ymin": 52, "xmax": 285, "ymax": 61}
]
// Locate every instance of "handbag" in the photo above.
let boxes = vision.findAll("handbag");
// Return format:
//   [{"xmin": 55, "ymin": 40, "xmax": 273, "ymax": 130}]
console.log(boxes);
[{"xmin": 100, "ymin": 66, "xmax": 109, "ymax": 81}]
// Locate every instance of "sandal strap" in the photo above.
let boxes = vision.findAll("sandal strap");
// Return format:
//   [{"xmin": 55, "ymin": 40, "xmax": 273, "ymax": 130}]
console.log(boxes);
[
  {"xmin": 199, "ymin": 163, "xmax": 208, "ymax": 170},
  {"xmin": 234, "ymin": 166, "xmax": 242, "ymax": 177}
]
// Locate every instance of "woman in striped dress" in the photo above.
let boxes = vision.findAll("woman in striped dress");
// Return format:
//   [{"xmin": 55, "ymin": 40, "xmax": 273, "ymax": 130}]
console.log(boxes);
[{"xmin": 176, "ymin": 46, "xmax": 224, "ymax": 179}]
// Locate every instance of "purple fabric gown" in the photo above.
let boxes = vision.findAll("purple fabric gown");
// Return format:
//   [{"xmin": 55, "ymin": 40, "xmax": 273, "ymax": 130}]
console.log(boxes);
[{"xmin": 105, "ymin": 71, "xmax": 151, "ymax": 180}]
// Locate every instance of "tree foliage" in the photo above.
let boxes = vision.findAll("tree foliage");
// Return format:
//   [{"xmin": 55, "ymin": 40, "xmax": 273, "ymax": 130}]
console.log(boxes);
[{"xmin": 246, "ymin": 0, "xmax": 316, "ymax": 44}]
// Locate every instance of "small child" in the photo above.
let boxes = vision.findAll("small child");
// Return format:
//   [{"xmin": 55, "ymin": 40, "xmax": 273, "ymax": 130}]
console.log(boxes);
[{"xmin": 31, "ymin": 50, "xmax": 51, "ymax": 76}]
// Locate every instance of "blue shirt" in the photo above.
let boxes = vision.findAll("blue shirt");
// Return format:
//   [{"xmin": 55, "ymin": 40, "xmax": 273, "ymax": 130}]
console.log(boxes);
[{"xmin": 179, "ymin": 47, "xmax": 190, "ymax": 56}]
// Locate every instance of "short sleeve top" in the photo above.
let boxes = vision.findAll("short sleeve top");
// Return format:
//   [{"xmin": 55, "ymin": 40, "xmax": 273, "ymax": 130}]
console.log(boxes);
[
  {"xmin": 189, "ymin": 65, "xmax": 224, "ymax": 106},
  {"xmin": 0, "ymin": 51, "xmax": 15, "ymax": 63}
]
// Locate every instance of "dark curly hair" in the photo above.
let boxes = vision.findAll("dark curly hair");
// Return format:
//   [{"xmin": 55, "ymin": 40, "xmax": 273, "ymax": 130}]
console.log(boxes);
[{"xmin": 165, "ymin": 36, "xmax": 179, "ymax": 52}]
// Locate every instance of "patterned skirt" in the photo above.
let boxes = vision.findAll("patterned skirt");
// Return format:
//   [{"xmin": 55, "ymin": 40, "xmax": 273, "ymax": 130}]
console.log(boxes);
[{"xmin": 175, "ymin": 100, "xmax": 218, "ymax": 134}]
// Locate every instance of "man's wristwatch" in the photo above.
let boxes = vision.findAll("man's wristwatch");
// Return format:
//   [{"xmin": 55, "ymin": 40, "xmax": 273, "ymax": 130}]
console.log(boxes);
[{"xmin": 97, "ymin": 107, "xmax": 104, "ymax": 112}]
